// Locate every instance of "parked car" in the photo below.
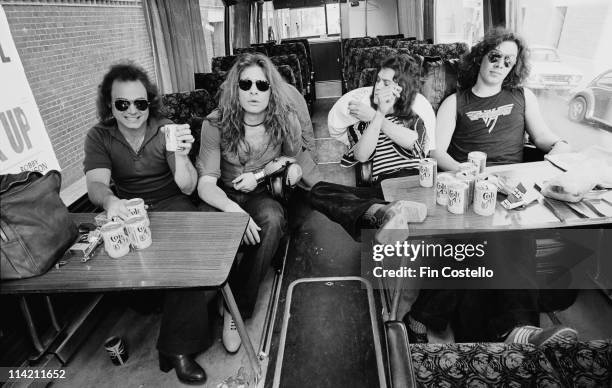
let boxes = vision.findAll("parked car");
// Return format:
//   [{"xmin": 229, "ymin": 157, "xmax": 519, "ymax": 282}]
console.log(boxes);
[
  {"xmin": 525, "ymin": 45, "xmax": 583, "ymax": 92},
  {"xmin": 568, "ymin": 69, "xmax": 612, "ymax": 127}
]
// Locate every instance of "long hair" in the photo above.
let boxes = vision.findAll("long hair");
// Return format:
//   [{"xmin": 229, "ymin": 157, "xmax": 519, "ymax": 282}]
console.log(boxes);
[
  {"xmin": 214, "ymin": 53, "xmax": 296, "ymax": 156},
  {"xmin": 369, "ymin": 55, "xmax": 420, "ymax": 117},
  {"xmin": 458, "ymin": 27, "xmax": 530, "ymax": 90},
  {"xmin": 96, "ymin": 62, "xmax": 161, "ymax": 123}
]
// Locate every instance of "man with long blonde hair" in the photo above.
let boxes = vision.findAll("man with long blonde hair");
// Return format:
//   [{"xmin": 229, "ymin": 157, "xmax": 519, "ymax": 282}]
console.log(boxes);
[{"xmin": 196, "ymin": 53, "xmax": 302, "ymax": 353}]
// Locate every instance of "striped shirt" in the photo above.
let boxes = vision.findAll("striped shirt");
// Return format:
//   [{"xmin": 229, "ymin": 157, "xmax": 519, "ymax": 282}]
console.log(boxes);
[{"xmin": 340, "ymin": 113, "xmax": 432, "ymax": 180}]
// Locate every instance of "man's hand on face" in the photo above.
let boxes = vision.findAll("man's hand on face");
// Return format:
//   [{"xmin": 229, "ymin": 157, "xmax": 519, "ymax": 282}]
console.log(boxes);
[{"xmin": 348, "ymin": 99, "xmax": 376, "ymax": 122}]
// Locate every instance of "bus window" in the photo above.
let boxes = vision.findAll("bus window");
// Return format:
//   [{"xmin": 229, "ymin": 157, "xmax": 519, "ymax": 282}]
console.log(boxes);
[
  {"xmin": 514, "ymin": 0, "xmax": 612, "ymax": 151},
  {"xmin": 436, "ymin": 0, "xmax": 484, "ymax": 46},
  {"xmin": 200, "ymin": 0, "xmax": 228, "ymax": 65},
  {"xmin": 262, "ymin": 2, "xmax": 341, "ymax": 41}
]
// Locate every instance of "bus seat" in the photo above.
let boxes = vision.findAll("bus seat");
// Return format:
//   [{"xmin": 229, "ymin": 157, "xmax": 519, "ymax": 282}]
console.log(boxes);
[
  {"xmin": 211, "ymin": 55, "xmax": 238, "ymax": 74},
  {"xmin": 268, "ymin": 42, "xmax": 312, "ymax": 101},
  {"xmin": 419, "ymin": 57, "xmax": 460, "ymax": 113},
  {"xmin": 346, "ymin": 46, "xmax": 397, "ymax": 91},
  {"xmin": 276, "ymin": 64, "xmax": 297, "ymax": 89},
  {"xmin": 270, "ymin": 54, "xmax": 304, "ymax": 95},
  {"xmin": 194, "ymin": 72, "xmax": 225, "ymax": 104}
]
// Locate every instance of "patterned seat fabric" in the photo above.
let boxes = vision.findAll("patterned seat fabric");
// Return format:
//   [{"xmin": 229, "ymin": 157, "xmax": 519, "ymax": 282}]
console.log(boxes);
[
  {"xmin": 542, "ymin": 339, "xmax": 612, "ymax": 388},
  {"xmin": 419, "ymin": 57, "xmax": 460, "ymax": 113},
  {"xmin": 161, "ymin": 89, "xmax": 215, "ymax": 163},
  {"xmin": 346, "ymin": 46, "xmax": 397, "ymax": 90},
  {"xmin": 212, "ymin": 55, "xmax": 238, "ymax": 74},
  {"xmin": 276, "ymin": 64, "xmax": 297, "ymax": 89},
  {"xmin": 251, "ymin": 43, "xmax": 273, "ymax": 56},
  {"xmin": 341, "ymin": 37, "xmax": 381, "ymax": 91},
  {"xmin": 194, "ymin": 72, "xmax": 225, "ymax": 104},
  {"xmin": 268, "ymin": 42, "xmax": 311, "ymax": 99},
  {"xmin": 411, "ymin": 42, "xmax": 470, "ymax": 60},
  {"xmin": 383, "ymin": 37, "xmax": 416, "ymax": 47},
  {"xmin": 394, "ymin": 39, "xmax": 428, "ymax": 50},
  {"xmin": 281, "ymin": 38, "xmax": 315, "ymax": 101},
  {"xmin": 270, "ymin": 54, "xmax": 304, "ymax": 95},
  {"xmin": 358, "ymin": 67, "xmax": 378, "ymax": 88},
  {"xmin": 234, "ymin": 47, "xmax": 258, "ymax": 55},
  {"xmin": 410, "ymin": 343, "xmax": 564, "ymax": 387}
]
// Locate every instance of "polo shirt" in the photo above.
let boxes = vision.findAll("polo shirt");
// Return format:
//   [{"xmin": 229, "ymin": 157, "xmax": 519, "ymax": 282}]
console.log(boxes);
[{"xmin": 83, "ymin": 116, "xmax": 183, "ymax": 204}]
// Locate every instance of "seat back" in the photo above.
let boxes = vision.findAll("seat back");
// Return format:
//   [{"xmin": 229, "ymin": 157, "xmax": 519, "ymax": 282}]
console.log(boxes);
[
  {"xmin": 194, "ymin": 72, "xmax": 225, "ymax": 104},
  {"xmin": 346, "ymin": 46, "xmax": 397, "ymax": 91},
  {"xmin": 270, "ymin": 54, "xmax": 304, "ymax": 94},
  {"xmin": 161, "ymin": 89, "xmax": 215, "ymax": 164},
  {"xmin": 212, "ymin": 55, "xmax": 238, "ymax": 74}
]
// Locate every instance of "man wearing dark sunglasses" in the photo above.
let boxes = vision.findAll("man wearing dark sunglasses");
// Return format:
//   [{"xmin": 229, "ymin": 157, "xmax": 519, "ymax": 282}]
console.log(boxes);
[
  {"xmin": 83, "ymin": 63, "xmax": 210, "ymax": 385},
  {"xmin": 432, "ymin": 27, "xmax": 571, "ymax": 171},
  {"xmin": 406, "ymin": 29, "xmax": 577, "ymax": 348}
]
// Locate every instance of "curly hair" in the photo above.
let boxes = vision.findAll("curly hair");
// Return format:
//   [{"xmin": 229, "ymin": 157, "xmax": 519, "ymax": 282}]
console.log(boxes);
[
  {"xmin": 213, "ymin": 53, "xmax": 296, "ymax": 156},
  {"xmin": 96, "ymin": 62, "xmax": 161, "ymax": 123},
  {"xmin": 458, "ymin": 27, "xmax": 530, "ymax": 90},
  {"xmin": 369, "ymin": 55, "xmax": 420, "ymax": 117}
]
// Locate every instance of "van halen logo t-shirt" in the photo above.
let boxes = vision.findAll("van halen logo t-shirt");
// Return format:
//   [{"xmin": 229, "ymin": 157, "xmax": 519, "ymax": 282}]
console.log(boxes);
[{"xmin": 448, "ymin": 88, "xmax": 526, "ymax": 165}]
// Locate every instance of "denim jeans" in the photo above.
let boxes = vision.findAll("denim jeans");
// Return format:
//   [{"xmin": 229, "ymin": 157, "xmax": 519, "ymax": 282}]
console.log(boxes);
[
  {"xmin": 148, "ymin": 194, "xmax": 214, "ymax": 355},
  {"xmin": 308, "ymin": 169, "xmax": 418, "ymax": 241},
  {"xmin": 200, "ymin": 186, "xmax": 287, "ymax": 319}
]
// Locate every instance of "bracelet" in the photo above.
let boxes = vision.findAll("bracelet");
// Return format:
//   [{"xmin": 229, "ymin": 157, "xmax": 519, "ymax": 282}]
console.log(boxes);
[{"xmin": 254, "ymin": 170, "xmax": 266, "ymax": 183}]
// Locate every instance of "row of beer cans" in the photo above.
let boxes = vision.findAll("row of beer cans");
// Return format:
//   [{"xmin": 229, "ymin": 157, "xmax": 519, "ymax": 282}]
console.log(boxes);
[
  {"xmin": 95, "ymin": 198, "xmax": 152, "ymax": 259},
  {"xmin": 418, "ymin": 152, "xmax": 498, "ymax": 216}
]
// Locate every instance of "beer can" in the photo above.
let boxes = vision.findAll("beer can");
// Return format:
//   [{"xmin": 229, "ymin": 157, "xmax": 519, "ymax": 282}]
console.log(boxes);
[
  {"xmin": 455, "ymin": 171, "xmax": 476, "ymax": 204},
  {"xmin": 447, "ymin": 181, "xmax": 469, "ymax": 214},
  {"xmin": 163, "ymin": 124, "xmax": 180, "ymax": 152},
  {"xmin": 104, "ymin": 336, "xmax": 129, "ymax": 366},
  {"xmin": 100, "ymin": 221, "xmax": 130, "ymax": 258},
  {"xmin": 458, "ymin": 162, "xmax": 478, "ymax": 177},
  {"xmin": 468, "ymin": 151, "xmax": 487, "ymax": 174},
  {"xmin": 435, "ymin": 173, "xmax": 455, "ymax": 206},
  {"xmin": 473, "ymin": 180, "xmax": 498, "ymax": 216},
  {"xmin": 419, "ymin": 158, "xmax": 437, "ymax": 188},
  {"xmin": 124, "ymin": 215, "xmax": 152, "ymax": 250},
  {"xmin": 125, "ymin": 198, "xmax": 149, "ymax": 227}
]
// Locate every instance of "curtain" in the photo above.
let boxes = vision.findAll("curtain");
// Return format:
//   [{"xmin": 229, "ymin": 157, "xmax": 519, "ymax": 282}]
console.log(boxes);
[
  {"xmin": 144, "ymin": 0, "xmax": 209, "ymax": 93},
  {"xmin": 483, "ymin": 0, "xmax": 506, "ymax": 32},
  {"xmin": 423, "ymin": 0, "xmax": 435, "ymax": 42},
  {"xmin": 397, "ymin": 0, "xmax": 424, "ymax": 40},
  {"xmin": 506, "ymin": 0, "xmax": 521, "ymax": 33},
  {"xmin": 233, "ymin": 0, "xmax": 251, "ymax": 49}
]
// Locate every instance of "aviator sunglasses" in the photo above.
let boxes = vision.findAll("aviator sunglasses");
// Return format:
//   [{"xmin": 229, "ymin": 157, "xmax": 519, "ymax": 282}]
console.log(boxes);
[
  {"xmin": 113, "ymin": 98, "xmax": 150, "ymax": 112},
  {"xmin": 486, "ymin": 50, "xmax": 516, "ymax": 68},
  {"xmin": 238, "ymin": 79, "xmax": 270, "ymax": 92}
]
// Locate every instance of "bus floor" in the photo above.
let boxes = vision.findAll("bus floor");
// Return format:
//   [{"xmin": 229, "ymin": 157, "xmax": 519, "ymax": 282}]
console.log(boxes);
[{"xmin": 55, "ymin": 98, "xmax": 612, "ymax": 387}]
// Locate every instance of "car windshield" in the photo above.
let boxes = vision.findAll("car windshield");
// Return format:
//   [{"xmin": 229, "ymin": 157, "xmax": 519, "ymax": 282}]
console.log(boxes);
[{"xmin": 530, "ymin": 49, "xmax": 561, "ymax": 62}]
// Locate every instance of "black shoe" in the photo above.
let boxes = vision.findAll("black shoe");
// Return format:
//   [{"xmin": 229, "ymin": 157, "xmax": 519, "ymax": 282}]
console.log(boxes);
[{"xmin": 159, "ymin": 353, "xmax": 207, "ymax": 385}]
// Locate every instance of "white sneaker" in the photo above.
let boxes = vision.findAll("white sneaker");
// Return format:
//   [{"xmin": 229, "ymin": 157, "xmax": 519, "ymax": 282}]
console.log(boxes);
[{"xmin": 222, "ymin": 309, "xmax": 241, "ymax": 353}]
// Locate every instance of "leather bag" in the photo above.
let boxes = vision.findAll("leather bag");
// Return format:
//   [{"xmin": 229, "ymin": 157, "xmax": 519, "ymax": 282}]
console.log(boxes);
[{"xmin": 0, "ymin": 170, "xmax": 78, "ymax": 280}]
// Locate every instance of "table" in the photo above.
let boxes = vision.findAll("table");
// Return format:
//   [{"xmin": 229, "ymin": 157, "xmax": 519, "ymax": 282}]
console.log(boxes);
[
  {"xmin": 0, "ymin": 212, "xmax": 262, "ymax": 377},
  {"xmin": 381, "ymin": 161, "xmax": 612, "ymax": 233}
]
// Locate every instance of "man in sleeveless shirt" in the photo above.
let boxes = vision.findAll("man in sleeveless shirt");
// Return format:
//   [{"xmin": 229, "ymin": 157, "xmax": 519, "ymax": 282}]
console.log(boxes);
[{"xmin": 405, "ymin": 28, "xmax": 577, "ymax": 346}]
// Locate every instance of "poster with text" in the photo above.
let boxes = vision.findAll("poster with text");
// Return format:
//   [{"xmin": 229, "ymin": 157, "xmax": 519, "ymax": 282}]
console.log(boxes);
[{"xmin": 0, "ymin": 6, "xmax": 60, "ymax": 175}]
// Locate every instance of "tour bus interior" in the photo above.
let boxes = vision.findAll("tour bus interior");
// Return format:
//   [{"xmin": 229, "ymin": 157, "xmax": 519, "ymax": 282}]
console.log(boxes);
[{"xmin": 1, "ymin": 0, "xmax": 612, "ymax": 387}]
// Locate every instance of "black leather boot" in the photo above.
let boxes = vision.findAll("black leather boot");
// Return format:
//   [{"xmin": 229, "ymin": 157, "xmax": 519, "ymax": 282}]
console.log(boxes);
[{"xmin": 159, "ymin": 353, "xmax": 207, "ymax": 385}]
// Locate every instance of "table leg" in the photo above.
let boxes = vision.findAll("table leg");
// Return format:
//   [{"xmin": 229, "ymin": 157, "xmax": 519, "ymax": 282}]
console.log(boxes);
[
  {"xmin": 221, "ymin": 283, "xmax": 261, "ymax": 380},
  {"xmin": 19, "ymin": 296, "xmax": 44, "ymax": 353}
]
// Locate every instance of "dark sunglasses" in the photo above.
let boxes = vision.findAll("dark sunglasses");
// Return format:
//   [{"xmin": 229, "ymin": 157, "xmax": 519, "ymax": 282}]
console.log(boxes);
[
  {"xmin": 487, "ymin": 50, "xmax": 516, "ymax": 68},
  {"xmin": 113, "ymin": 98, "xmax": 150, "ymax": 112},
  {"xmin": 238, "ymin": 79, "xmax": 270, "ymax": 92}
]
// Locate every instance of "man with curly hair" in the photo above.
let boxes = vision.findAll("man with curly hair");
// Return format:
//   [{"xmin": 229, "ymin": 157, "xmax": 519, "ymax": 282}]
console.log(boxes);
[
  {"xmin": 432, "ymin": 27, "xmax": 571, "ymax": 170},
  {"xmin": 406, "ymin": 28, "xmax": 577, "ymax": 347}
]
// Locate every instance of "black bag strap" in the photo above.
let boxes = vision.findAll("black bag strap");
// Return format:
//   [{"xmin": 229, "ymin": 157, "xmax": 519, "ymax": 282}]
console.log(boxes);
[{"xmin": 0, "ymin": 171, "xmax": 43, "ymax": 195}]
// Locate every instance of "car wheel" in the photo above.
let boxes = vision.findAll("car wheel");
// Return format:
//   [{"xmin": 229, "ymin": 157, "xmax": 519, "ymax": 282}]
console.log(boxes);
[{"xmin": 568, "ymin": 97, "xmax": 586, "ymax": 122}]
